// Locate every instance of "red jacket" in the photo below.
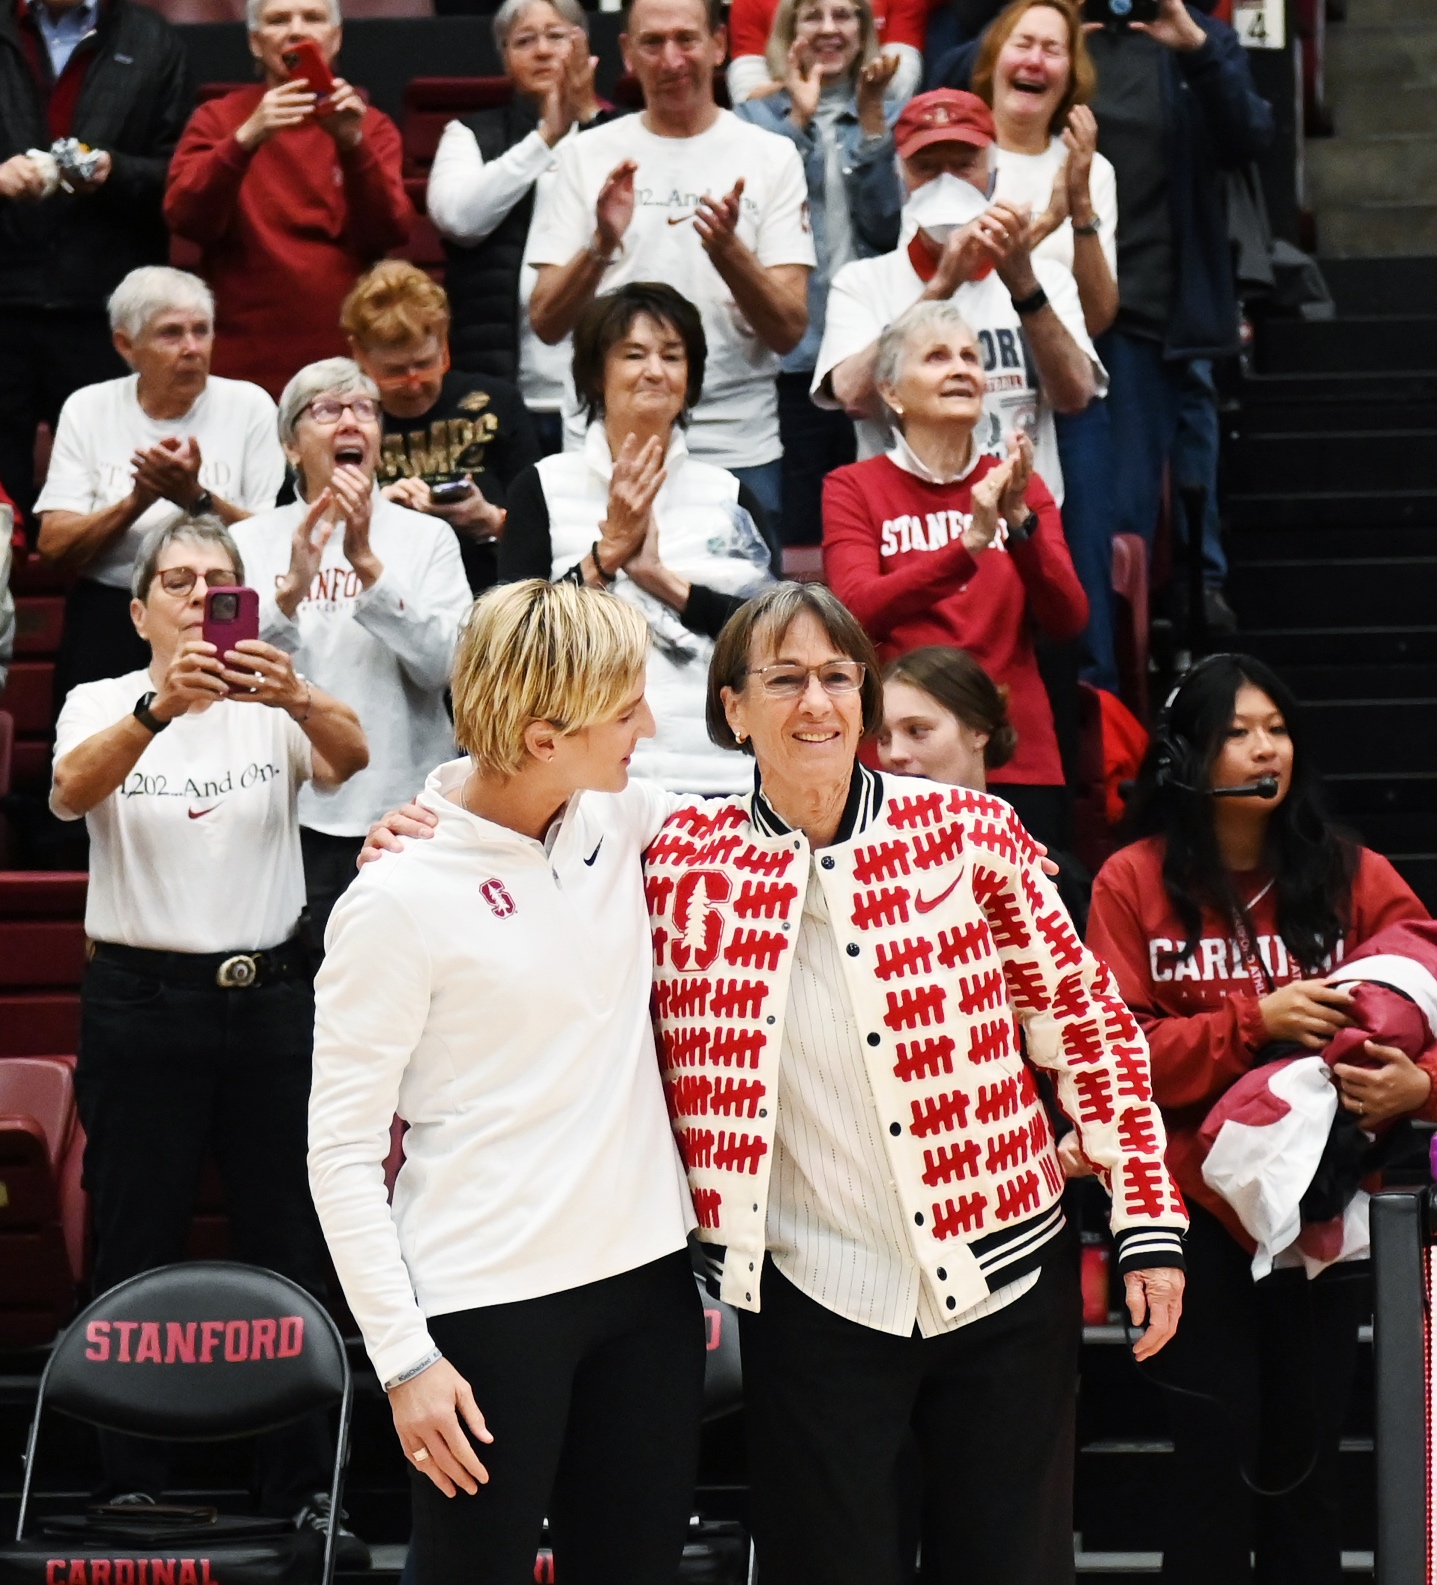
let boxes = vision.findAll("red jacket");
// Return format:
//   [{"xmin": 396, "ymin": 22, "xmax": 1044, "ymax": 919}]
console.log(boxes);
[
  {"xmin": 164, "ymin": 86, "xmax": 411, "ymax": 398},
  {"xmin": 822, "ymin": 452, "xmax": 1087, "ymax": 787},
  {"xmin": 728, "ymin": 0, "xmax": 938, "ymax": 54},
  {"xmin": 1087, "ymin": 835, "xmax": 1427, "ymax": 1230}
]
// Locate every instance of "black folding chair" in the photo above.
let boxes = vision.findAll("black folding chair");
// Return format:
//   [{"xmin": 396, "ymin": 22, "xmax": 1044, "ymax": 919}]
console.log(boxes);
[{"xmin": 0, "ymin": 1262, "xmax": 351, "ymax": 1585}]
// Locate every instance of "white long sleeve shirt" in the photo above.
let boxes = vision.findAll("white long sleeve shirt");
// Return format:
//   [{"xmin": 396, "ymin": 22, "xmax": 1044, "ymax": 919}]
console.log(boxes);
[
  {"xmin": 308, "ymin": 759, "xmax": 696, "ymax": 1386},
  {"xmin": 426, "ymin": 117, "xmax": 576, "ymax": 414},
  {"xmin": 230, "ymin": 494, "xmax": 472, "ymax": 837}
]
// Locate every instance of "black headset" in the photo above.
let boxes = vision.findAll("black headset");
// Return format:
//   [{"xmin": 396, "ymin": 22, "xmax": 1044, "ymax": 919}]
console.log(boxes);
[{"xmin": 1152, "ymin": 653, "xmax": 1280, "ymax": 800}]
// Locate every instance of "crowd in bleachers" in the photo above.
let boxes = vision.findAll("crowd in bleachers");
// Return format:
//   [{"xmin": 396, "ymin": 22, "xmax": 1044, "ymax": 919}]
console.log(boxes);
[{"xmin": 2, "ymin": 0, "xmax": 1435, "ymax": 1581}]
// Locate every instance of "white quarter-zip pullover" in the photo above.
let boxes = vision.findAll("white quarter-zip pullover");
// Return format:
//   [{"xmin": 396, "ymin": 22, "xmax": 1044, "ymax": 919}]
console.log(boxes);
[{"xmin": 308, "ymin": 759, "xmax": 696, "ymax": 1386}]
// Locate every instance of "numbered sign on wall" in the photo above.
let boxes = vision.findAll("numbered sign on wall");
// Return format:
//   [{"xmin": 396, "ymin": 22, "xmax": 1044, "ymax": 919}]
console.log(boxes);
[{"xmin": 1233, "ymin": 0, "xmax": 1285, "ymax": 48}]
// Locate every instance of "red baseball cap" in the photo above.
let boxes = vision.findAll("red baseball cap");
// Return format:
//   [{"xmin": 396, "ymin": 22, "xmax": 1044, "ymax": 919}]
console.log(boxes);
[{"xmin": 894, "ymin": 90, "xmax": 996, "ymax": 158}]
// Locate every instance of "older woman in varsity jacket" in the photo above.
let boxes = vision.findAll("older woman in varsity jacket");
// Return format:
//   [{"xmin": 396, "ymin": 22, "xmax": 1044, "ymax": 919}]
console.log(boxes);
[
  {"xmin": 500, "ymin": 282, "xmax": 778, "ymax": 795},
  {"xmin": 649, "ymin": 579, "xmax": 1185, "ymax": 1585}
]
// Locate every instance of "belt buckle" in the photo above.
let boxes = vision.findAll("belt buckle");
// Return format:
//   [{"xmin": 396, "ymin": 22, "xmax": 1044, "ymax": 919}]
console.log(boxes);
[{"xmin": 216, "ymin": 953, "xmax": 259, "ymax": 989}]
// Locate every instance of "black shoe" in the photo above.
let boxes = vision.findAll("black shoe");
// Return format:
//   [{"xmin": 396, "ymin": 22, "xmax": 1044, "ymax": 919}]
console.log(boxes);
[
  {"xmin": 1204, "ymin": 586, "xmax": 1238, "ymax": 634},
  {"xmin": 295, "ymin": 1492, "xmax": 370, "ymax": 1571}
]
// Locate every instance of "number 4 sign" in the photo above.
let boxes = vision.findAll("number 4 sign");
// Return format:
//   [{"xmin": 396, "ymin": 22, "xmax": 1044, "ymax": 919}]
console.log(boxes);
[{"xmin": 1234, "ymin": 0, "xmax": 1285, "ymax": 48}]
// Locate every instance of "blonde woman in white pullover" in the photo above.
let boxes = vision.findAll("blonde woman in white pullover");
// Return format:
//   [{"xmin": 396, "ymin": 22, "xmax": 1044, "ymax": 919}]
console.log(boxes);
[{"xmin": 307, "ymin": 580, "xmax": 704, "ymax": 1585}]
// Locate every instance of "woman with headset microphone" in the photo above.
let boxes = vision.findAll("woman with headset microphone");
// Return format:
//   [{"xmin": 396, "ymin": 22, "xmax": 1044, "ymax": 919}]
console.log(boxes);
[{"xmin": 1085, "ymin": 652, "xmax": 1430, "ymax": 1585}]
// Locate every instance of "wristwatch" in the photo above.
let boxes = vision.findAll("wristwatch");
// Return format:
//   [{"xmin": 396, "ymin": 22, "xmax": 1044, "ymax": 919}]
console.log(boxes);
[
  {"xmin": 187, "ymin": 490, "xmax": 214, "ymax": 518},
  {"xmin": 1072, "ymin": 215, "xmax": 1102, "ymax": 236},
  {"xmin": 133, "ymin": 692, "xmax": 170, "ymax": 734},
  {"xmin": 1006, "ymin": 510, "xmax": 1038, "ymax": 545}
]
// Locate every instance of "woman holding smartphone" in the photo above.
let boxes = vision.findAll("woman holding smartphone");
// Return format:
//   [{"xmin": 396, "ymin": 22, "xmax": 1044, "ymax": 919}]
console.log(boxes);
[
  {"xmin": 308, "ymin": 580, "xmax": 706, "ymax": 1585},
  {"xmin": 50, "ymin": 517, "xmax": 367, "ymax": 1527}
]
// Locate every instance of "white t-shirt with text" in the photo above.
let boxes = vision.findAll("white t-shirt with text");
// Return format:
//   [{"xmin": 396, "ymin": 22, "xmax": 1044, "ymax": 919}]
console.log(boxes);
[
  {"xmin": 523, "ymin": 110, "xmax": 817, "ymax": 468},
  {"xmin": 51, "ymin": 669, "xmax": 311, "ymax": 952},
  {"xmin": 35, "ymin": 375, "xmax": 286, "ymax": 590},
  {"xmin": 812, "ymin": 229, "xmax": 1106, "ymax": 504},
  {"xmin": 993, "ymin": 138, "xmax": 1119, "ymax": 277}
]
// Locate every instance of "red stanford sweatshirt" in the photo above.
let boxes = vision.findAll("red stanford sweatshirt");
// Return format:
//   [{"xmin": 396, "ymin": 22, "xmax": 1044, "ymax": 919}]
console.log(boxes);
[
  {"xmin": 822, "ymin": 451, "xmax": 1088, "ymax": 787},
  {"xmin": 165, "ymin": 87, "xmax": 412, "ymax": 398},
  {"xmin": 1087, "ymin": 835, "xmax": 1428, "ymax": 1234}
]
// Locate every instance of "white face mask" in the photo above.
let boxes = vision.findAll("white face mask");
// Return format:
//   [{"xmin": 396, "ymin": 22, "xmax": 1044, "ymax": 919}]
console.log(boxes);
[{"xmin": 902, "ymin": 169, "xmax": 990, "ymax": 242}]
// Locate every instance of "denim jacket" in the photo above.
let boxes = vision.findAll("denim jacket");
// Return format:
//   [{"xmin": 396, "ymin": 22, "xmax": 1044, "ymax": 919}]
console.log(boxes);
[{"xmin": 736, "ymin": 89, "xmax": 903, "ymax": 373}]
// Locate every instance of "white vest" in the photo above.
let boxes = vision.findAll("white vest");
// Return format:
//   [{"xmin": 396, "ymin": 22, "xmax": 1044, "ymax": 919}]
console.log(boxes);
[{"xmin": 539, "ymin": 424, "xmax": 773, "ymax": 794}]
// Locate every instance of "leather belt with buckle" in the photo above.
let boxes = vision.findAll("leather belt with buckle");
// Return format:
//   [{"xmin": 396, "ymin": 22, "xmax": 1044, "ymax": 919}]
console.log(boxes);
[{"xmin": 216, "ymin": 954, "xmax": 260, "ymax": 989}]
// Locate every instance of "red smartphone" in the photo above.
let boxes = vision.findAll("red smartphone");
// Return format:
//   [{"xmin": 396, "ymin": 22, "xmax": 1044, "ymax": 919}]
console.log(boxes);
[
  {"xmin": 203, "ymin": 586, "xmax": 260, "ymax": 658},
  {"xmin": 281, "ymin": 39, "xmax": 336, "ymax": 104}
]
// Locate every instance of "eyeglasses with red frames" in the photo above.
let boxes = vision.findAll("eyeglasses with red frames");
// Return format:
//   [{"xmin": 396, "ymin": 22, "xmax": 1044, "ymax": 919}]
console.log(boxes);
[
  {"xmin": 304, "ymin": 395, "xmax": 380, "ymax": 424},
  {"xmin": 152, "ymin": 567, "xmax": 239, "ymax": 596}
]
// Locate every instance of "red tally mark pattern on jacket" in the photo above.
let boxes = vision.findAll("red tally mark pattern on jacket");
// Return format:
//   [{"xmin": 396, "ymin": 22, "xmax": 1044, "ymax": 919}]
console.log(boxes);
[{"xmin": 647, "ymin": 786, "xmax": 1183, "ymax": 1262}]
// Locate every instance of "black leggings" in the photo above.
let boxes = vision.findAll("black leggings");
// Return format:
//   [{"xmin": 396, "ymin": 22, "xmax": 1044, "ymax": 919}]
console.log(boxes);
[
  {"xmin": 1146, "ymin": 1201, "xmax": 1368, "ymax": 1585},
  {"xmin": 412, "ymin": 1249, "xmax": 706, "ymax": 1585}
]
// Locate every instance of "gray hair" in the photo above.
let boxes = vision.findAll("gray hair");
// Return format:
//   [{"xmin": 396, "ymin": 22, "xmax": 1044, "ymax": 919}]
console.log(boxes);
[
  {"xmin": 131, "ymin": 517, "xmax": 245, "ymax": 601},
  {"xmin": 108, "ymin": 267, "xmax": 214, "ymax": 341},
  {"xmin": 276, "ymin": 357, "xmax": 379, "ymax": 447},
  {"xmin": 874, "ymin": 300, "xmax": 979, "ymax": 425},
  {"xmin": 493, "ymin": 0, "xmax": 586, "ymax": 51},
  {"xmin": 246, "ymin": 0, "xmax": 341, "ymax": 29}
]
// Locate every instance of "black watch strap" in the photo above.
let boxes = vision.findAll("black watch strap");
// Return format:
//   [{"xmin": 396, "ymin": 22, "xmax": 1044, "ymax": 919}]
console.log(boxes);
[
  {"xmin": 1006, "ymin": 511, "xmax": 1038, "ymax": 545},
  {"xmin": 1011, "ymin": 285, "xmax": 1049, "ymax": 317},
  {"xmin": 134, "ymin": 691, "xmax": 170, "ymax": 734},
  {"xmin": 188, "ymin": 490, "xmax": 214, "ymax": 518}
]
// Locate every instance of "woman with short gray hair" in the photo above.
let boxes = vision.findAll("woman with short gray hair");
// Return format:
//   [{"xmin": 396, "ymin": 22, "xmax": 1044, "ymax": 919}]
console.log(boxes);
[
  {"xmin": 50, "ymin": 514, "xmax": 366, "ymax": 1529},
  {"xmin": 426, "ymin": 0, "xmax": 620, "ymax": 450},
  {"xmin": 232, "ymin": 358, "xmax": 472, "ymax": 940},
  {"xmin": 821, "ymin": 298, "xmax": 1088, "ymax": 850},
  {"xmin": 164, "ymin": 0, "xmax": 411, "ymax": 397},
  {"xmin": 35, "ymin": 264, "xmax": 285, "ymax": 698}
]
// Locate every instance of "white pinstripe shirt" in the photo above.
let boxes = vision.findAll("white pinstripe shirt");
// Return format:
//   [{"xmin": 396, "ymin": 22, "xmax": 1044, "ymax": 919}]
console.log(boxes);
[{"xmin": 766, "ymin": 854, "xmax": 1039, "ymax": 1338}]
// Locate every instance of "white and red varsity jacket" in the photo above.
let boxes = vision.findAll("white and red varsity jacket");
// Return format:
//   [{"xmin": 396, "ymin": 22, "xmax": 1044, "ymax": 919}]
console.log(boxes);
[{"xmin": 645, "ymin": 767, "xmax": 1187, "ymax": 1318}]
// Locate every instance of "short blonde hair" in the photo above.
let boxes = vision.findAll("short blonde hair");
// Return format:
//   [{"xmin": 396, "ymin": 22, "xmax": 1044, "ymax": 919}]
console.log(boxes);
[
  {"xmin": 340, "ymin": 260, "xmax": 451, "ymax": 350},
  {"xmin": 452, "ymin": 581, "xmax": 650, "ymax": 776}
]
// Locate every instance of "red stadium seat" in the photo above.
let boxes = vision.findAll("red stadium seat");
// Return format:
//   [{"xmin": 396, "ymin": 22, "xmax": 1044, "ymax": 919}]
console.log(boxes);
[
  {"xmin": 0, "ymin": 994, "xmax": 81, "ymax": 1058},
  {"xmin": 0, "ymin": 660, "xmax": 53, "ymax": 735},
  {"xmin": 344, "ymin": 0, "xmax": 435, "ymax": 17},
  {"xmin": 0, "ymin": 1055, "xmax": 83, "ymax": 1346},
  {"xmin": 0, "ymin": 872, "xmax": 88, "ymax": 917},
  {"xmin": 0, "ymin": 708, "xmax": 11, "ymax": 798},
  {"xmin": 402, "ymin": 76, "xmax": 513, "ymax": 178},
  {"xmin": 8, "ymin": 551, "xmax": 69, "ymax": 596},
  {"xmin": 12, "ymin": 595, "xmax": 64, "ymax": 656},
  {"xmin": 395, "ymin": 177, "xmax": 446, "ymax": 274},
  {"xmin": 781, "ymin": 546, "xmax": 825, "ymax": 583},
  {"xmin": 0, "ymin": 922, "xmax": 86, "ymax": 988}
]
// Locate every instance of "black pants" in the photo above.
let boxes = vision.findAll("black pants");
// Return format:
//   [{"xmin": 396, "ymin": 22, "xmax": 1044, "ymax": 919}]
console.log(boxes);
[
  {"xmin": 777, "ymin": 370, "xmax": 856, "ymax": 547},
  {"xmin": 54, "ymin": 579, "xmax": 151, "ymax": 710},
  {"xmin": 740, "ymin": 1255, "xmax": 1081, "ymax": 1585},
  {"xmin": 300, "ymin": 827, "xmax": 365, "ymax": 956},
  {"xmin": 75, "ymin": 950, "xmax": 332, "ymax": 1513},
  {"xmin": 1147, "ymin": 1201, "xmax": 1368, "ymax": 1585},
  {"xmin": 0, "ymin": 307, "xmax": 127, "ymax": 520},
  {"xmin": 413, "ymin": 1249, "xmax": 705, "ymax": 1585}
]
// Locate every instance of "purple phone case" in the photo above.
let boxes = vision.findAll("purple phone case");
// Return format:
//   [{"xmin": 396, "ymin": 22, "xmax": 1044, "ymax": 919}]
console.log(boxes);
[{"xmin": 203, "ymin": 585, "xmax": 260, "ymax": 657}]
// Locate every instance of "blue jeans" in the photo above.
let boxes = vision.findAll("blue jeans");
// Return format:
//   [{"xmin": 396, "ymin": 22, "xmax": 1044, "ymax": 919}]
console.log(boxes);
[
  {"xmin": 1053, "ymin": 399, "xmax": 1118, "ymax": 693},
  {"xmin": 1097, "ymin": 329, "xmax": 1228, "ymax": 588},
  {"xmin": 731, "ymin": 459, "xmax": 784, "ymax": 544}
]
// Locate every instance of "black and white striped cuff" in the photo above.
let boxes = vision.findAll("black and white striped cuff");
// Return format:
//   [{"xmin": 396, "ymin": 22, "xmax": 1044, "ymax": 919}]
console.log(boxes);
[{"xmin": 1113, "ymin": 1226, "xmax": 1186, "ymax": 1276}]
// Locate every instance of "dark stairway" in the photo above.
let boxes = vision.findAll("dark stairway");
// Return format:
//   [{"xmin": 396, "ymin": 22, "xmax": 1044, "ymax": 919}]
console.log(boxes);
[{"xmin": 1224, "ymin": 256, "xmax": 1437, "ymax": 913}]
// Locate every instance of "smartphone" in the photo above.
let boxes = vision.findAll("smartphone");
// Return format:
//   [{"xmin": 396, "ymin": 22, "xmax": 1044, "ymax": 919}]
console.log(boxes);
[
  {"xmin": 281, "ymin": 39, "xmax": 337, "ymax": 103},
  {"xmin": 430, "ymin": 478, "xmax": 476, "ymax": 506},
  {"xmin": 1082, "ymin": 0, "xmax": 1159, "ymax": 24},
  {"xmin": 203, "ymin": 586, "xmax": 260, "ymax": 657}
]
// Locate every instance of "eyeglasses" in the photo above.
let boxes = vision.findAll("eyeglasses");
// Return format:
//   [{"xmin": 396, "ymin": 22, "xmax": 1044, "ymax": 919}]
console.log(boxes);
[
  {"xmin": 367, "ymin": 349, "xmax": 449, "ymax": 390},
  {"xmin": 796, "ymin": 7, "xmax": 860, "ymax": 25},
  {"xmin": 305, "ymin": 396, "xmax": 379, "ymax": 424},
  {"xmin": 509, "ymin": 25, "xmax": 575, "ymax": 48},
  {"xmin": 747, "ymin": 661, "xmax": 866, "ymax": 698},
  {"xmin": 153, "ymin": 567, "xmax": 238, "ymax": 596}
]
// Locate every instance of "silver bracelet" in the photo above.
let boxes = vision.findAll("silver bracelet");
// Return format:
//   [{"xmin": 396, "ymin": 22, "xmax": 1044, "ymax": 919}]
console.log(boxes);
[{"xmin": 383, "ymin": 1348, "xmax": 442, "ymax": 1391}]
